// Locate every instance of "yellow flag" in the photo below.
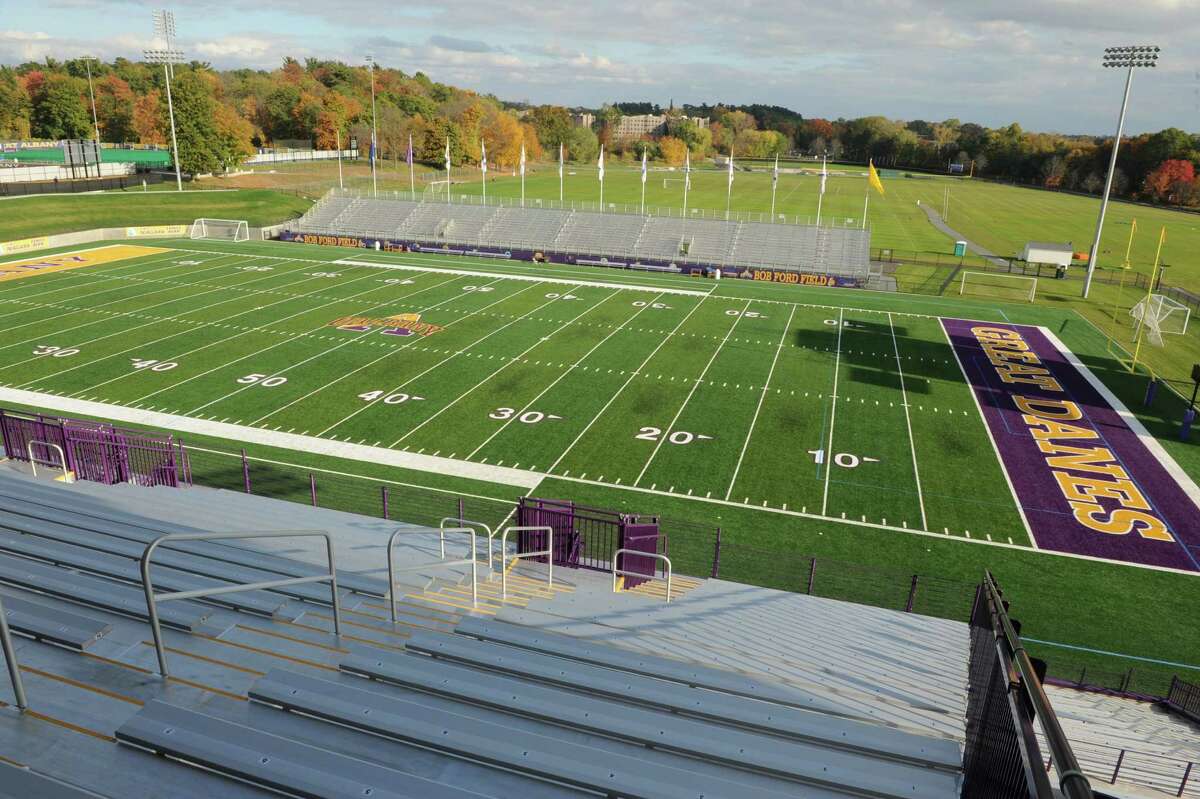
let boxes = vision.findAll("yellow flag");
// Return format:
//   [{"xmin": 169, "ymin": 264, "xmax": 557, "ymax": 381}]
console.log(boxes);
[{"xmin": 868, "ymin": 159, "xmax": 885, "ymax": 195}]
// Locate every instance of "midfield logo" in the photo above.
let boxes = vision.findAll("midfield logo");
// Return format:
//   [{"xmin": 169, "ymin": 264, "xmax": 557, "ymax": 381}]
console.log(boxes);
[{"xmin": 329, "ymin": 312, "xmax": 444, "ymax": 337}]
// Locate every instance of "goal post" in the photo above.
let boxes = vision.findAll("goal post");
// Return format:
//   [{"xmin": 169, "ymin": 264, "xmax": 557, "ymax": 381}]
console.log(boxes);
[
  {"xmin": 959, "ymin": 271, "xmax": 1037, "ymax": 303},
  {"xmin": 190, "ymin": 219, "xmax": 250, "ymax": 242}
]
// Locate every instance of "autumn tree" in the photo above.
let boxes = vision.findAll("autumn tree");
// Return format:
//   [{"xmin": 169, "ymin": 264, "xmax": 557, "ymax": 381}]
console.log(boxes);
[
  {"xmin": 132, "ymin": 89, "xmax": 165, "ymax": 144},
  {"xmin": 96, "ymin": 74, "xmax": 136, "ymax": 142},
  {"xmin": 30, "ymin": 73, "xmax": 91, "ymax": 139},
  {"xmin": 1143, "ymin": 159, "xmax": 1196, "ymax": 204},
  {"xmin": 527, "ymin": 105, "xmax": 571, "ymax": 150},
  {"xmin": 658, "ymin": 136, "xmax": 687, "ymax": 166}
]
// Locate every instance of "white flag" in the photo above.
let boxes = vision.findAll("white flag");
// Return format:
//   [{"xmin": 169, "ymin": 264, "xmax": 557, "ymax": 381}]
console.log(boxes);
[
  {"xmin": 727, "ymin": 153, "xmax": 735, "ymax": 188},
  {"xmin": 480, "ymin": 140, "xmax": 487, "ymax": 173},
  {"xmin": 820, "ymin": 155, "xmax": 828, "ymax": 195},
  {"xmin": 558, "ymin": 142, "xmax": 564, "ymax": 178},
  {"xmin": 444, "ymin": 138, "xmax": 451, "ymax": 171},
  {"xmin": 772, "ymin": 153, "xmax": 779, "ymax": 186},
  {"xmin": 520, "ymin": 142, "xmax": 526, "ymax": 176},
  {"xmin": 597, "ymin": 145, "xmax": 605, "ymax": 182},
  {"xmin": 640, "ymin": 148, "xmax": 647, "ymax": 184},
  {"xmin": 684, "ymin": 149, "xmax": 691, "ymax": 190}
]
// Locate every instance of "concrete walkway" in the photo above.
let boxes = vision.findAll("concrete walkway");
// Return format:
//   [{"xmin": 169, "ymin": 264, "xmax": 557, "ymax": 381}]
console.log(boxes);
[{"xmin": 918, "ymin": 203, "xmax": 1010, "ymax": 268}]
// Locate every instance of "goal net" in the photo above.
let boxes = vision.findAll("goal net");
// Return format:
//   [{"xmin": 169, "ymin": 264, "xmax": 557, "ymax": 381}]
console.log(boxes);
[
  {"xmin": 1130, "ymin": 294, "xmax": 1191, "ymax": 347},
  {"xmin": 190, "ymin": 219, "xmax": 250, "ymax": 241},
  {"xmin": 959, "ymin": 271, "xmax": 1037, "ymax": 303}
]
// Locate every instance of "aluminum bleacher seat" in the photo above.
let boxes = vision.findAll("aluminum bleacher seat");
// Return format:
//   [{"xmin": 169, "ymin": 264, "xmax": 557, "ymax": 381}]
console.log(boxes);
[
  {"xmin": 482, "ymin": 207, "xmax": 571, "ymax": 249},
  {"xmin": 0, "ymin": 761, "xmax": 108, "ymax": 799},
  {"xmin": 0, "ymin": 591, "xmax": 111, "ymax": 650},
  {"xmin": 554, "ymin": 211, "xmax": 644, "ymax": 257}
]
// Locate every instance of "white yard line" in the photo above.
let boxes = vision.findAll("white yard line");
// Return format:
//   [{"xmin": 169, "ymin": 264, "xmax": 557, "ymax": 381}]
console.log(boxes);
[
  {"xmin": 6, "ymin": 260, "xmax": 316, "ymax": 380},
  {"xmin": 546, "ymin": 294, "xmax": 709, "ymax": 474},
  {"xmin": 187, "ymin": 273, "xmax": 478, "ymax": 415},
  {"xmin": 466, "ymin": 292, "xmax": 666, "ymax": 460},
  {"xmin": 390, "ymin": 289, "xmax": 620, "ymax": 447},
  {"xmin": 335, "ymin": 257, "xmax": 709, "ymax": 297},
  {"xmin": 724, "ymin": 304, "xmax": 796, "ymax": 501},
  {"xmin": 0, "ymin": 253, "xmax": 255, "ymax": 344},
  {"xmin": 887, "ymin": 312, "xmax": 928, "ymax": 531},
  {"xmin": 634, "ymin": 298, "xmax": 752, "ymax": 487},
  {"xmin": 820, "ymin": 307, "xmax": 844, "ymax": 517},
  {"xmin": 319, "ymin": 281, "xmax": 548, "ymax": 438},
  {"xmin": 133, "ymin": 271, "xmax": 460, "ymax": 404},
  {"xmin": 0, "ymin": 387, "xmax": 540, "ymax": 489},
  {"xmin": 252, "ymin": 277, "xmax": 528, "ymax": 426},
  {"xmin": 68, "ymin": 266, "xmax": 383, "ymax": 398},
  {"xmin": 939, "ymin": 319, "xmax": 1036, "ymax": 546}
]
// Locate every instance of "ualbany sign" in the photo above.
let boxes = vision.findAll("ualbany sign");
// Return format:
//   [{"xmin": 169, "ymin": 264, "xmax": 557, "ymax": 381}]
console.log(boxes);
[
  {"xmin": 0, "ymin": 236, "xmax": 50, "ymax": 256},
  {"xmin": 0, "ymin": 244, "xmax": 169, "ymax": 282},
  {"xmin": 943, "ymin": 318, "xmax": 1200, "ymax": 572},
  {"xmin": 126, "ymin": 225, "xmax": 188, "ymax": 238}
]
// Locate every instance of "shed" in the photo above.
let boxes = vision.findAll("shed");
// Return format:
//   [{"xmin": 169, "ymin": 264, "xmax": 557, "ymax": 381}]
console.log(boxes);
[{"xmin": 1022, "ymin": 241, "xmax": 1074, "ymax": 268}]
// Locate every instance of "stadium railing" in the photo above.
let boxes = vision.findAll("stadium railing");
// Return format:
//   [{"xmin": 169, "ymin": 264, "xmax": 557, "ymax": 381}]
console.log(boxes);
[
  {"xmin": 964, "ymin": 571, "xmax": 1102, "ymax": 799},
  {"xmin": 1167, "ymin": 677, "xmax": 1200, "ymax": 725}
]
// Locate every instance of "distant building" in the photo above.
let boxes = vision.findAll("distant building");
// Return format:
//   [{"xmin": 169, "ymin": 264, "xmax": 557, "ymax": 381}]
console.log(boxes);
[
  {"xmin": 614, "ymin": 114, "xmax": 709, "ymax": 140},
  {"xmin": 571, "ymin": 112, "xmax": 595, "ymax": 129}
]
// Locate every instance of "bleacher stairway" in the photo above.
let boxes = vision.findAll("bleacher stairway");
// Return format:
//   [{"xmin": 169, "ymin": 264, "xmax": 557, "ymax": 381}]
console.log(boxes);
[{"xmin": 0, "ymin": 462, "xmax": 970, "ymax": 798}]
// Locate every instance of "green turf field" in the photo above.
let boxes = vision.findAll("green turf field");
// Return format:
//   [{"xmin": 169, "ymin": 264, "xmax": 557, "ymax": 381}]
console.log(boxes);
[
  {"xmin": 1, "ymin": 236, "xmax": 1197, "ymax": 692},
  {"xmin": 0, "ymin": 146, "xmax": 172, "ymax": 166}
]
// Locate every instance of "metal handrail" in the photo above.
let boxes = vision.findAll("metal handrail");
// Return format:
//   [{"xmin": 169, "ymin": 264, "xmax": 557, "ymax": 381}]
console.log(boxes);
[
  {"xmin": 612, "ymin": 549, "xmax": 673, "ymax": 603},
  {"xmin": 389, "ymin": 527, "xmax": 478, "ymax": 618},
  {"xmin": 0, "ymin": 597, "xmax": 27, "ymax": 711},
  {"xmin": 983, "ymin": 571, "xmax": 1094, "ymax": 799},
  {"xmin": 140, "ymin": 531, "xmax": 342, "ymax": 678},
  {"xmin": 27, "ymin": 440, "xmax": 70, "ymax": 481},
  {"xmin": 440, "ymin": 517, "xmax": 494, "ymax": 571},
  {"xmin": 498, "ymin": 526, "xmax": 553, "ymax": 601}
]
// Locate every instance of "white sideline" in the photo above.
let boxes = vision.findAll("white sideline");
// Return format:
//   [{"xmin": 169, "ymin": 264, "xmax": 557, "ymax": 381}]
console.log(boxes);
[
  {"xmin": 334, "ymin": 258, "xmax": 710, "ymax": 297},
  {"xmin": 0, "ymin": 387, "xmax": 543, "ymax": 490}
]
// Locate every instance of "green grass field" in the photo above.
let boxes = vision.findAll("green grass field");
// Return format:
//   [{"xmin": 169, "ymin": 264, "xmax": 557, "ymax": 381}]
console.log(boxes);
[{"xmin": 1, "ymin": 236, "xmax": 1198, "ymax": 694}]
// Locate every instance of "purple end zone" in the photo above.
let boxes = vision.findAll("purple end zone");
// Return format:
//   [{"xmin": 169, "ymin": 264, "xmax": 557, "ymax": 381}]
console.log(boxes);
[{"xmin": 942, "ymin": 318, "xmax": 1200, "ymax": 572}]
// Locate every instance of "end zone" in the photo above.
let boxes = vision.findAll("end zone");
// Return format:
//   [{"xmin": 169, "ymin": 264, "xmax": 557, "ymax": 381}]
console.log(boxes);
[
  {"xmin": 0, "ymin": 244, "xmax": 170, "ymax": 282},
  {"xmin": 942, "ymin": 317, "xmax": 1200, "ymax": 572}
]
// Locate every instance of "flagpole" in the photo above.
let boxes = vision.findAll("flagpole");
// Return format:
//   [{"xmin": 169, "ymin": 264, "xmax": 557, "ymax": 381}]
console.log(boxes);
[
  {"xmin": 520, "ymin": 143, "xmax": 526, "ymax": 207},
  {"xmin": 335, "ymin": 129, "xmax": 344, "ymax": 191},
  {"xmin": 769, "ymin": 153, "xmax": 778, "ymax": 221},
  {"xmin": 725, "ymin": 150, "xmax": 734, "ymax": 221},
  {"xmin": 816, "ymin": 153, "xmax": 825, "ymax": 226},
  {"xmin": 640, "ymin": 146, "xmax": 646, "ymax": 215},
  {"xmin": 445, "ymin": 138, "xmax": 451, "ymax": 205},
  {"xmin": 558, "ymin": 142, "xmax": 564, "ymax": 205},
  {"xmin": 862, "ymin": 181, "xmax": 869, "ymax": 230},
  {"xmin": 481, "ymin": 140, "xmax": 486, "ymax": 205},
  {"xmin": 408, "ymin": 134, "xmax": 415, "ymax": 201},
  {"xmin": 682, "ymin": 150, "xmax": 690, "ymax": 218},
  {"xmin": 598, "ymin": 145, "xmax": 604, "ymax": 212}
]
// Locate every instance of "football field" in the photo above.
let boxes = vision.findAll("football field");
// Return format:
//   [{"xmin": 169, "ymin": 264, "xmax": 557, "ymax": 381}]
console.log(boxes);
[{"xmin": 3, "ymin": 238, "xmax": 1200, "ymax": 576}]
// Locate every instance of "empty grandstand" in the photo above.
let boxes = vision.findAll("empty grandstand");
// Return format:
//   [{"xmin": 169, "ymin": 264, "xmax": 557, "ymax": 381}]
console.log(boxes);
[{"xmin": 283, "ymin": 189, "xmax": 875, "ymax": 284}]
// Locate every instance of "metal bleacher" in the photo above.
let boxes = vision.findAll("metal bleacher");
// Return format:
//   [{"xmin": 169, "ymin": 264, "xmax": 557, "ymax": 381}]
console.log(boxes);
[
  {"xmin": 0, "ymin": 459, "xmax": 978, "ymax": 798},
  {"xmin": 286, "ymin": 189, "xmax": 874, "ymax": 280}
]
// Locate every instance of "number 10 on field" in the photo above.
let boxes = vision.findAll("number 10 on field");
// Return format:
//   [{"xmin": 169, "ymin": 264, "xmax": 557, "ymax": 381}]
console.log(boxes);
[{"xmin": 808, "ymin": 449, "xmax": 880, "ymax": 469}]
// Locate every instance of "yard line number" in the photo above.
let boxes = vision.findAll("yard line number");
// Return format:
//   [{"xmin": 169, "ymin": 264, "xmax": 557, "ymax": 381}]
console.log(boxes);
[
  {"xmin": 131, "ymin": 358, "xmax": 178, "ymax": 372},
  {"xmin": 635, "ymin": 426, "xmax": 712, "ymax": 445},
  {"xmin": 358, "ymin": 390, "xmax": 423, "ymax": 404},
  {"xmin": 238, "ymin": 373, "xmax": 288, "ymax": 387},
  {"xmin": 32, "ymin": 345, "xmax": 79, "ymax": 358},
  {"xmin": 489, "ymin": 407, "xmax": 562, "ymax": 424},
  {"xmin": 808, "ymin": 449, "xmax": 880, "ymax": 469}
]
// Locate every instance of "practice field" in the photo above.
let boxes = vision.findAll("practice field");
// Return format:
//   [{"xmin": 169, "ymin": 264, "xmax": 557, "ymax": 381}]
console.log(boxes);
[{"xmin": 2, "ymin": 238, "xmax": 1198, "ymax": 577}]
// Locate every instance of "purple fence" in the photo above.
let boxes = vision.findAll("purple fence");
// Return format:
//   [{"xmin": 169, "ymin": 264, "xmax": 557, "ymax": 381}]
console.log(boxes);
[
  {"xmin": 0, "ymin": 408, "xmax": 188, "ymax": 488},
  {"xmin": 515, "ymin": 498, "xmax": 662, "ymax": 586}
]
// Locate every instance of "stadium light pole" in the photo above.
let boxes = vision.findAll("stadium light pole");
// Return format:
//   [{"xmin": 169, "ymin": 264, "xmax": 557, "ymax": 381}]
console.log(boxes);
[
  {"xmin": 143, "ymin": 48, "xmax": 184, "ymax": 192},
  {"xmin": 81, "ymin": 56, "xmax": 100, "ymax": 146},
  {"xmin": 366, "ymin": 55, "xmax": 379, "ymax": 198},
  {"xmin": 1082, "ymin": 45, "xmax": 1159, "ymax": 299},
  {"xmin": 152, "ymin": 10, "xmax": 176, "ymax": 80}
]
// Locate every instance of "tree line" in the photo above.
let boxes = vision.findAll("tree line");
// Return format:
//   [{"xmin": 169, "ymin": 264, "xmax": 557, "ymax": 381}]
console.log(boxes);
[{"xmin": 0, "ymin": 56, "xmax": 1196, "ymax": 206}]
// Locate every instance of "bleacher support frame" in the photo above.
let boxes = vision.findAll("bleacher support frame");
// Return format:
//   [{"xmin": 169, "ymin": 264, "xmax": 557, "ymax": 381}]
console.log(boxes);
[
  {"xmin": 140, "ymin": 530, "xmax": 342, "ymax": 677},
  {"xmin": 0, "ymin": 596, "xmax": 28, "ymax": 711},
  {"xmin": 964, "ymin": 571, "xmax": 1098, "ymax": 799}
]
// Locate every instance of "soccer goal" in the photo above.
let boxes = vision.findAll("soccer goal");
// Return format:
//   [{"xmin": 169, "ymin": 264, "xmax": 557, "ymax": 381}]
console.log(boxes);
[
  {"xmin": 1130, "ymin": 293, "xmax": 1191, "ymax": 347},
  {"xmin": 959, "ymin": 271, "xmax": 1037, "ymax": 303},
  {"xmin": 662, "ymin": 177, "xmax": 688, "ymax": 188},
  {"xmin": 190, "ymin": 219, "xmax": 250, "ymax": 241}
]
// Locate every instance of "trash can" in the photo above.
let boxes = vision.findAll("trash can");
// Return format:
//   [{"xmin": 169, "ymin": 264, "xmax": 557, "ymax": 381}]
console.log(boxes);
[{"xmin": 954, "ymin": 241, "xmax": 967, "ymax": 257}]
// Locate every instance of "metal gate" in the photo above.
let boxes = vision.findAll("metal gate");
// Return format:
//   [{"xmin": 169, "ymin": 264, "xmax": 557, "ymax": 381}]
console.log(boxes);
[
  {"xmin": 515, "ymin": 497, "xmax": 663, "ymax": 583},
  {"xmin": 0, "ymin": 408, "xmax": 189, "ymax": 488}
]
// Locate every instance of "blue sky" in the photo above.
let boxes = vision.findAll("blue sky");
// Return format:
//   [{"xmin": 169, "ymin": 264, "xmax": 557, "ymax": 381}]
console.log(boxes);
[{"xmin": 2, "ymin": 0, "xmax": 1198, "ymax": 135}]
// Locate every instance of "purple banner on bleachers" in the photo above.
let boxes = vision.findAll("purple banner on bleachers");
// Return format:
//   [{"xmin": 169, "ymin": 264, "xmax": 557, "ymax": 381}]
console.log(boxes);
[{"xmin": 942, "ymin": 318, "xmax": 1200, "ymax": 572}]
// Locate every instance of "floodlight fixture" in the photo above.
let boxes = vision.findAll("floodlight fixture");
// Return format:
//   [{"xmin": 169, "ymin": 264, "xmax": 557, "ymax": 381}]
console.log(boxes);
[{"xmin": 1082, "ymin": 45, "xmax": 1161, "ymax": 299}]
